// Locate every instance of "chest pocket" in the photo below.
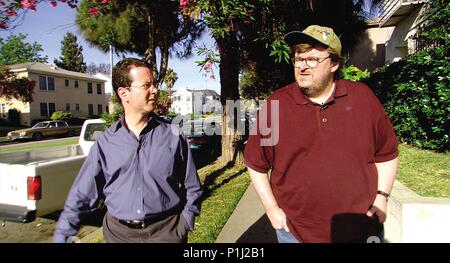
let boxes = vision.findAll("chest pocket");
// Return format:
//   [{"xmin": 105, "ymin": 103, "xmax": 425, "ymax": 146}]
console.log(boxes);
[{"xmin": 144, "ymin": 145, "xmax": 175, "ymax": 180}]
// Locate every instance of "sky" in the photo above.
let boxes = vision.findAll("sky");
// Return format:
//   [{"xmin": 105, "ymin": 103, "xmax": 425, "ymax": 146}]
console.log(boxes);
[{"xmin": 0, "ymin": 2, "xmax": 221, "ymax": 94}]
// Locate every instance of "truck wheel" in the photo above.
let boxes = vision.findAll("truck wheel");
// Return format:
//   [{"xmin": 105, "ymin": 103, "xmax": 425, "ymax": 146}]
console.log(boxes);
[
  {"xmin": 67, "ymin": 130, "xmax": 75, "ymax": 137},
  {"xmin": 32, "ymin": 133, "xmax": 42, "ymax": 141}
]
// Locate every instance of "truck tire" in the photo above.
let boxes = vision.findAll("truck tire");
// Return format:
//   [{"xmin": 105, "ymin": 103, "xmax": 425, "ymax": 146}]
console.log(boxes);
[
  {"xmin": 32, "ymin": 132, "xmax": 42, "ymax": 141},
  {"xmin": 67, "ymin": 130, "xmax": 75, "ymax": 137}
]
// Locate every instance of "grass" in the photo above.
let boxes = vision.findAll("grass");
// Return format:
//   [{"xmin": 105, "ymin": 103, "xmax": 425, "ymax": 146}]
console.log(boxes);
[
  {"xmin": 188, "ymin": 162, "xmax": 250, "ymax": 243},
  {"xmin": 396, "ymin": 144, "xmax": 450, "ymax": 197},
  {"xmin": 0, "ymin": 138, "xmax": 78, "ymax": 153}
]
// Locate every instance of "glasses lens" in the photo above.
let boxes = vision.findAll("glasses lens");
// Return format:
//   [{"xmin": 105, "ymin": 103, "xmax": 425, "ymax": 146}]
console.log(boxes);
[{"xmin": 306, "ymin": 58, "xmax": 318, "ymax": 68}]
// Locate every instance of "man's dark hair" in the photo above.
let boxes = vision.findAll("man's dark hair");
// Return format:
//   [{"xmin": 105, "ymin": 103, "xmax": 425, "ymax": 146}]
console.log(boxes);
[{"xmin": 112, "ymin": 58, "xmax": 153, "ymax": 103}]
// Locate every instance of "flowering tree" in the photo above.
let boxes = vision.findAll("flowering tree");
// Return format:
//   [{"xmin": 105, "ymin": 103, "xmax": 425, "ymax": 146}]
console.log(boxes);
[{"xmin": 0, "ymin": 0, "xmax": 79, "ymax": 29}]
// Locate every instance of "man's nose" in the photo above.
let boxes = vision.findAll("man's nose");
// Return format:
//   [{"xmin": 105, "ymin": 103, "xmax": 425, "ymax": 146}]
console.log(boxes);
[
  {"xmin": 151, "ymin": 84, "xmax": 159, "ymax": 94},
  {"xmin": 298, "ymin": 60, "xmax": 309, "ymax": 70}
]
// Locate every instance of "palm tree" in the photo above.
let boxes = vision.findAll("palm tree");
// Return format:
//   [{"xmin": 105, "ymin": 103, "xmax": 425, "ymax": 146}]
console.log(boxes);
[{"xmin": 163, "ymin": 68, "xmax": 178, "ymax": 98}]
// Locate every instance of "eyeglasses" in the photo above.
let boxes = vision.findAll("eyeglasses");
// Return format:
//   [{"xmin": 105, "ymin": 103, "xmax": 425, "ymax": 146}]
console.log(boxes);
[
  {"xmin": 127, "ymin": 82, "xmax": 156, "ymax": 91},
  {"xmin": 292, "ymin": 56, "xmax": 331, "ymax": 68}
]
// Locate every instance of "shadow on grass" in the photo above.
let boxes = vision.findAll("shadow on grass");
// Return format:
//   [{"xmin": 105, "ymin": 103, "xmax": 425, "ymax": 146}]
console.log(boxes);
[{"xmin": 200, "ymin": 160, "xmax": 247, "ymax": 201}]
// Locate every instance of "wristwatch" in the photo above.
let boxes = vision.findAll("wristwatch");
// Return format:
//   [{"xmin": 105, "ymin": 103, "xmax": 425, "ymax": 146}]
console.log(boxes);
[{"xmin": 377, "ymin": 190, "xmax": 390, "ymax": 200}]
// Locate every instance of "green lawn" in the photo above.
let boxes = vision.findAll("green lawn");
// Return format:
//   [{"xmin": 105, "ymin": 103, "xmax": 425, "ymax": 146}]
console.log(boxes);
[
  {"xmin": 189, "ymin": 163, "xmax": 250, "ymax": 243},
  {"xmin": 397, "ymin": 144, "xmax": 450, "ymax": 197},
  {"xmin": 0, "ymin": 138, "xmax": 78, "ymax": 153}
]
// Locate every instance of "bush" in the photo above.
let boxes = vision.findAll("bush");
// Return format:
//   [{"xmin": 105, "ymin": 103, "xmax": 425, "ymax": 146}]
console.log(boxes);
[
  {"xmin": 363, "ymin": 45, "xmax": 449, "ymax": 152},
  {"xmin": 340, "ymin": 65, "xmax": 371, "ymax": 81},
  {"xmin": 7, "ymin": 108, "xmax": 20, "ymax": 126},
  {"xmin": 51, "ymin": 111, "xmax": 73, "ymax": 122}
]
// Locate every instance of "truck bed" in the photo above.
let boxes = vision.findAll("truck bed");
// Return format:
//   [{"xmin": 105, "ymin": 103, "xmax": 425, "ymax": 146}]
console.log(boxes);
[{"xmin": 0, "ymin": 145, "xmax": 84, "ymax": 165}]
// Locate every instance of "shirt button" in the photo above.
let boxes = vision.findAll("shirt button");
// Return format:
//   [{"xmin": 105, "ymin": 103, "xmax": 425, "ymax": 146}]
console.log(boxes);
[
  {"xmin": 137, "ymin": 210, "xmax": 141, "ymax": 214},
  {"xmin": 322, "ymin": 117, "xmax": 328, "ymax": 123}
]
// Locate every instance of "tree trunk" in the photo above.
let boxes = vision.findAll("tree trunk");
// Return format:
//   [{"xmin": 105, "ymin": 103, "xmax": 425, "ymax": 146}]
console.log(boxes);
[{"xmin": 217, "ymin": 34, "xmax": 244, "ymax": 166}]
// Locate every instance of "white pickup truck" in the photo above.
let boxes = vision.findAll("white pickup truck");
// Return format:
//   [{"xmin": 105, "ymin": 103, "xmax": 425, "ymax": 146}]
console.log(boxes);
[{"xmin": 0, "ymin": 119, "xmax": 105, "ymax": 222}]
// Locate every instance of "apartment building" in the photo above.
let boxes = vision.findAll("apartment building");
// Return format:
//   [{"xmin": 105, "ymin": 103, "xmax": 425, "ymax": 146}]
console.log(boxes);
[
  {"xmin": 170, "ymin": 87, "xmax": 221, "ymax": 115},
  {"xmin": 0, "ymin": 62, "xmax": 107, "ymax": 126}
]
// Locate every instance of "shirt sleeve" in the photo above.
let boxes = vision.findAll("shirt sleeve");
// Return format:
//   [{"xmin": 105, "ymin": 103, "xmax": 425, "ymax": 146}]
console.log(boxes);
[
  {"xmin": 179, "ymin": 135, "xmax": 203, "ymax": 231},
  {"xmin": 53, "ymin": 142, "xmax": 105, "ymax": 243},
  {"xmin": 244, "ymin": 100, "xmax": 275, "ymax": 173},
  {"xmin": 371, "ymin": 94, "xmax": 399, "ymax": 163}
]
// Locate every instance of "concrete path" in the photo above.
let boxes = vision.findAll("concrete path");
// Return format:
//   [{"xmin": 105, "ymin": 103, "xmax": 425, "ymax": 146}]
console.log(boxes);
[{"xmin": 215, "ymin": 183, "xmax": 277, "ymax": 243}]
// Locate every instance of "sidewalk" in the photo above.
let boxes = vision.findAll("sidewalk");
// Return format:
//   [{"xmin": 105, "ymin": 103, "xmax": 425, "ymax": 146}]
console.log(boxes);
[{"xmin": 215, "ymin": 183, "xmax": 277, "ymax": 243}]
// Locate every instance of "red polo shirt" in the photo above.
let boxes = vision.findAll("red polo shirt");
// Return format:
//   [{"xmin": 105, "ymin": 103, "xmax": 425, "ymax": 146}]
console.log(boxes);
[{"xmin": 244, "ymin": 79, "xmax": 399, "ymax": 242}]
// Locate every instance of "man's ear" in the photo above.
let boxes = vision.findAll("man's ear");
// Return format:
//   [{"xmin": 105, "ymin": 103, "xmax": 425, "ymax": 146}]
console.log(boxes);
[
  {"xmin": 331, "ymin": 60, "xmax": 340, "ymax": 73},
  {"xmin": 117, "ymin": 87, "xmax": 129, "ymax": 103}
]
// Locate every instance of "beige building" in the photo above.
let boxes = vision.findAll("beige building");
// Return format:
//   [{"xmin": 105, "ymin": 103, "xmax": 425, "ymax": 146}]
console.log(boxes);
[
  {"xmin": 348, "ymin": 0, "xmax": 428, "ymax": 71},
  {"xmin": 0, "ymin": 62, "xmax": 108, "ymax": 126}
]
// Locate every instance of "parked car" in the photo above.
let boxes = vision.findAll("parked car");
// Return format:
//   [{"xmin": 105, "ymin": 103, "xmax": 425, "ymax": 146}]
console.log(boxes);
[
  {"xmin": 6, "ymin": 120, "xmax": 82, "ymax": 141},
  {"xmin": 180, "ymin": 119, "xmax": 221, "ymax": 160}
]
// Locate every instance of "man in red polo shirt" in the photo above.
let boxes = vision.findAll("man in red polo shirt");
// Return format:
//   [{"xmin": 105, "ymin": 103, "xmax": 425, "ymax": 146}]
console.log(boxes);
[{"xmin": 244, "ymin": 25, "xmax": 399, "ymax": 243}]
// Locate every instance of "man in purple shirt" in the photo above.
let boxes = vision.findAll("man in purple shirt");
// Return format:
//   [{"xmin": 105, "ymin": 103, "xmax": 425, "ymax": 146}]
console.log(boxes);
[{"xmin": 54, "ymin": 58, "xmax": 202, "ymax": 243}]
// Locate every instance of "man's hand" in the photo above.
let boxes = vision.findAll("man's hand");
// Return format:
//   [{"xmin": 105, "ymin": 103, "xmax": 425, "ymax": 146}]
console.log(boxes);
[
  {"xmin": 366, "ymin": 195, "xmax": 388, "ymax": 223},
  {"xmin": 266, "ymin": 206, "xmax": 290, "ymax": 232}
]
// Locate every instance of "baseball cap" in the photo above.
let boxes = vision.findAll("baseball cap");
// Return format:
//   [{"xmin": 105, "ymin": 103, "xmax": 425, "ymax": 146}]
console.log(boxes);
[{"xmin": 284, "ymin": 25, "xmax": 342, "ymax": 56}]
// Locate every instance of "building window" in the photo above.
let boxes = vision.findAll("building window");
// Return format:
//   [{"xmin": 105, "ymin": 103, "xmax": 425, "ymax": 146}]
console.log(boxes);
[
  {"xmin": 75, "ymin": 103, "xmax": 80, "ymax": 112},
  {"xmin": 65, "ymin": 79, "xmax": 69, "ymax": 87},
  {"xmin": 48, "ymin": 102, "xmax": 55, "ymax": 116},
  {"xmin": 97, "ymin": 84, "xmax": 102, "ymax": 94},
  {"xmin": 40, "ymin": 102, "xmax": 55, "ymax": 117},
  {"xmin": 74, "ymin": 80, "xmax": 79, "ymax": 88},
  {"xmin": 88, "ymin": 104, "xmax": 93, "ymax": 116},
  {"xmin": 66, "ymin": 103, "xmax": 70, "ymax": 111},
  {"xmin": 0, "ymin": 103, "xmax": 6, "ymax": 119},
  {"xmin": 39, "ymin": 76, "xmax": 55, "ymax": 91},
  {"xmin": 106, "ymin": 105, "xmax": 109, "ymax": 113},
  {"xmin": 47, "ymin": 77, "xmax": 55, "ymax": 91},
  {"xmin": 97, "ymin": 104, "xmax": 103, "ymax": 115},
  {"xmin": 39, "ymin": 76, "xmax": 46, "ymax": 90},
  {"xmin": 88, "ymin": 82, "xmax": 93, "ymax": 94}
]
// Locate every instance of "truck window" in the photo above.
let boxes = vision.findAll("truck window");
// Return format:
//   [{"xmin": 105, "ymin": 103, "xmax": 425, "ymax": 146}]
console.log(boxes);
[{"xmin": 84, "ymin": 123, "xmax": 105, "ymax": 141}]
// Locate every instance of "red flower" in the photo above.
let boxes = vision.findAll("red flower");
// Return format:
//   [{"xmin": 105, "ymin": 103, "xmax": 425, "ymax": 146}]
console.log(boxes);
[
  {"xmin": 50, "ymin": 1, "xmax": 57, "ymax": 7},
  {"xmin": 180, "ymin": 0, "xmax": 188, "ymax": 7},
  {"xmin": 20, "ymin": 0, "xmax": 36, "ymax": 9},
  {"xmin": 203, "ymin": 60, "xmax": 213, "ymax": 70},
  {"xmin": 101, "ymin": 0, "xmax": 109, "ymax": 4},
  {"xmin": 89, "ymin": 7, "xmax": 99, "ymax": 16}
]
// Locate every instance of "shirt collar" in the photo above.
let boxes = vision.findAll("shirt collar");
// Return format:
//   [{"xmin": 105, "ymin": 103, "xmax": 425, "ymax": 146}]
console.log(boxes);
[
  {"xmin": 290, "ymin": 79, "xmax": 347, "ymax": 105},
  {"xmin": 113, "ymin": 112, "xmax": 159, "ymax": 133}
]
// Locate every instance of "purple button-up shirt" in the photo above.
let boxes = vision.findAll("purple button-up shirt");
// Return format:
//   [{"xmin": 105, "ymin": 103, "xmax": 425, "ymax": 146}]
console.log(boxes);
[{"xmin": 54, "ymin": 114, "xmax": 202, "ymax": 243}]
